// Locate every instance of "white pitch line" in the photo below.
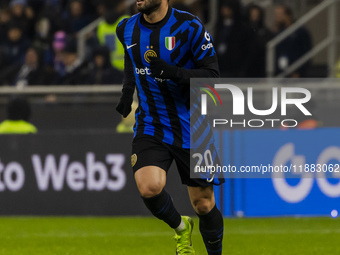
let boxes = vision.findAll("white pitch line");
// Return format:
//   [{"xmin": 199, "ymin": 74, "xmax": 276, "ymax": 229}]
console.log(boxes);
[
  {"xmin": 4, "ymin": 229, "xmax": 340, "ymax": 239},
  {"xmin": 225, "ymin": 229, "xmax": 340, "ymax": 235},
  {"xmin": 7, "ymin": 232, "xmax": 185, "ymax": 238}
]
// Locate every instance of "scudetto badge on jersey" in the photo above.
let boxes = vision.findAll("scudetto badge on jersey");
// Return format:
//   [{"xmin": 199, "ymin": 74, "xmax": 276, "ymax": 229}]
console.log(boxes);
[{"xmin": 165, "ymin": 37, "xmax": 176, "ymax": 51}]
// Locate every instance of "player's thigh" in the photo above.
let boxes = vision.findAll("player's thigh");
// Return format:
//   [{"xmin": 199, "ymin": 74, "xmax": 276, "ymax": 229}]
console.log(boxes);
[
  {"xmin": 132, "ymin": 135, "xmax": 173, "ymax": 197},
  {"xmin": 187, "ymin": 185, "xmax": 215, "ymax": 214}
]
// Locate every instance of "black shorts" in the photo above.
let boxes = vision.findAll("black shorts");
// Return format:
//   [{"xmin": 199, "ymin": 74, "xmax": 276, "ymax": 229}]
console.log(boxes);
[{"xmin": 131, "ymin": 134, "xmax": 211, "ymax": 187}]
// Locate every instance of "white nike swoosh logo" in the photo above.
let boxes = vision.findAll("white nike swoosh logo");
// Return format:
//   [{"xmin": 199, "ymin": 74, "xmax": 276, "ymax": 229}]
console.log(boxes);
[
  {"xmin": 127, "ymin": 43, "xmax": 137, "ymax": 49},
  {"xmin": 208, "ymin": 239, "xmax": 221, "ymax": 244}
]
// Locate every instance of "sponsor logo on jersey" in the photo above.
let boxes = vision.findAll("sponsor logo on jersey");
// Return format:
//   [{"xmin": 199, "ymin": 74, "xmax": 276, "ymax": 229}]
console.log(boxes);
[
  {"xmin": 165, "ymin": 37, "xmax": 176, "ymax": 51},
  {"xmin": 202, "ymin": 43, "xmax": 213, "ymax": 50},
  {"xmin": 135, "ymin": 67, "xmax": 151, "ymax": 75},
  {"xmin": 134, "ymin": 67, "xmax": 167, "ymax": 83},
  {"xmin": 205, "ymin": 32, "xmax": 211, "ymax": 41},
  {"xmin": 201, "ymin": 32, "xmax": 213, "ymax": 50}
]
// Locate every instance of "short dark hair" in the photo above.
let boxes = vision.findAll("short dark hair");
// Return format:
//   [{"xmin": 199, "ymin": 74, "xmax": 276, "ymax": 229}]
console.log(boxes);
[{"xmin": 7, "ymin": 97, "xmax": 31, "ymax": 121}]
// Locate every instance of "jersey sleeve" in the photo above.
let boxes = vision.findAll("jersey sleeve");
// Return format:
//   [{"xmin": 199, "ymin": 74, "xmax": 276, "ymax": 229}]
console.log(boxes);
[
  {"xmin": 123, "ymin": 49, "xmax": 136, "ymax": 93},
  {"xmin": 116, "ymin": 18, "xmax": 129, "ymax": 47},
  {"xmin": 116, "ymin": 18, "xmax": 136, "ymax": 94},
  {"xmin": 190, "ymin": 19, "xmax": 217, "ymax": 65},
  {"xmin": 172, "ymin": 19, "xmax": 219, "ymax": 86}
]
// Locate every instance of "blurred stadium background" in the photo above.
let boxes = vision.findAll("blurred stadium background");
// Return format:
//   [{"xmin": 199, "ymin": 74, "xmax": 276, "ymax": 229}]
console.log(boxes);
[{"xmin": 0, "ymin": 0, "xmax": 340, "ymax": 254}]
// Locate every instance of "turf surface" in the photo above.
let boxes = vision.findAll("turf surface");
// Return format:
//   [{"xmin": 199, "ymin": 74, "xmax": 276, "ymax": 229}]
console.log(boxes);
[{"xmin": 0, "ymin": 217, "xmax": 339, "ymax": 254}]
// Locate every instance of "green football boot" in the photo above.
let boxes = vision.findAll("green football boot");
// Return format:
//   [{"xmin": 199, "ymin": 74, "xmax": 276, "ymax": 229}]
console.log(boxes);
[{"xmin": 174, "ymin": 216, "xmax": 195, "ymax": 255}]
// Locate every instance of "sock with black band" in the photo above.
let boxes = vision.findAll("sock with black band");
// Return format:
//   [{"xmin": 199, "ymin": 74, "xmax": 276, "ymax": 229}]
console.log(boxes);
[
  {"xmin": 142, "ymin": 189, "xmax": 182, "ymax": 229},
  {"xmin": 197, "ymin": 205, "xmax": 224, "ymax": 255}
]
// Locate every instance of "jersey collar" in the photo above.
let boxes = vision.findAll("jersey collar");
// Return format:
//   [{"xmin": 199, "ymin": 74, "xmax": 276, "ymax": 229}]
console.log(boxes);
[{"xmin": 139, "ymin": 7, "xmax": 173, "ymax": 30}]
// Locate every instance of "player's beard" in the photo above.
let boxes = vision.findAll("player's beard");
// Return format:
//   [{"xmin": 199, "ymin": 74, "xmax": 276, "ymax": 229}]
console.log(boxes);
[{"xmin": 136, "ymin": 0, "xmax": 162, "ymax": 16}]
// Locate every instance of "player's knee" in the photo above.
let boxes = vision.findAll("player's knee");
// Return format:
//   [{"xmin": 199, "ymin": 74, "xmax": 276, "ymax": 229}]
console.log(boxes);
[
  {"xmin": 193, "ymin": 199, "xmax": 214, "ymax": 215},
  {"xmin": 139, "ymin": 183, "xmax": 164, "ymax": 198}
]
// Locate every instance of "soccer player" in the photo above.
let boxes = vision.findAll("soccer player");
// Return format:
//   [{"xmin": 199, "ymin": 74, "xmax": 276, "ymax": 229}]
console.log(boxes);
[{"xmin": 116, "ymin": 0, "xmax": 224, "ymax": 254}]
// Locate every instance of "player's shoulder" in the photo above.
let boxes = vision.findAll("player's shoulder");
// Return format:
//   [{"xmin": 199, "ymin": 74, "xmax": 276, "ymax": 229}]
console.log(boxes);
[
  {"xmin": 117, "ymin": 13, "xmax": 140, "ymax": 34},
  {"xmin": 172, "ymin": 8, "xmax": 204, "ymax": 27}
]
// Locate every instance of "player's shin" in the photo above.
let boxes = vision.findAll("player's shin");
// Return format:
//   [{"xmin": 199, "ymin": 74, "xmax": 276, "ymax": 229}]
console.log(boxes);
[
  {"xmin": 197, "ymin": 205, "xmax": 224, "ymax": 255},
  {"xmin": 142, "ymin": 189, "xmax": 182, "ymax": 229}
]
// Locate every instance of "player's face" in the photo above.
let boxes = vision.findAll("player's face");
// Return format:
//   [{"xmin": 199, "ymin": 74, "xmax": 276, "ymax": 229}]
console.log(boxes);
[{"xmin": 136, "ymin": 0, "xmax": 162, "ymax": 15}]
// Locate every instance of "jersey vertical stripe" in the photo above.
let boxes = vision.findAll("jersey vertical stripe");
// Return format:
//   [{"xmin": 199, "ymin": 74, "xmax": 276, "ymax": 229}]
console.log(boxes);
[
  {"xmin": 150, "ymin": 27, "xmax": 178, "ymax": 145},
  {"xmin": 137, "ymin": 24, "xmax": 163, "ymax": 139},
  {"xmin": 129, "ymin": 19, "xmax": 151, "ymax": 136}
]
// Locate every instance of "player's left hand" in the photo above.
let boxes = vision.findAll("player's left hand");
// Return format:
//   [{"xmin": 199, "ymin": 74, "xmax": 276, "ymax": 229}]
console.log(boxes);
[{"xmin": 149, "ymin": 57, "xmax": 178, "ymax": 79}]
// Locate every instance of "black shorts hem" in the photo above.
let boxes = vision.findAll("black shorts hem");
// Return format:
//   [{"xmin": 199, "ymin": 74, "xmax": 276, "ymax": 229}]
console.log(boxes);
[{"xmin": 131, "ymin": 134, "xmax": 224, "ymax": 187}]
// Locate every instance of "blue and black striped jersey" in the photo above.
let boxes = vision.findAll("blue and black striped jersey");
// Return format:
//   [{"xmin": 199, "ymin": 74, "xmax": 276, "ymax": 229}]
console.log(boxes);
[{"xmin": 116, "ymin": 7, "xmax": 218, "ymax": 149}]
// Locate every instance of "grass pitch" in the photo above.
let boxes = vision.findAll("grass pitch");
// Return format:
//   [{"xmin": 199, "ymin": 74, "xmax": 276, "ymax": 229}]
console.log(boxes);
[{"xmin": 0, "ymin": 217, "xmax": 339, "ymax": 255}]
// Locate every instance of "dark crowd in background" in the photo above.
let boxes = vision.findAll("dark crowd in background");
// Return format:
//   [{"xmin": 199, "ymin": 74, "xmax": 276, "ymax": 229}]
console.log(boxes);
[
  {"xmin": 216, "ymin": 0, "xmax": 312, "ymax": 78},
  {"xmin": 0, "ymin": 0, "xmax": 312, "ymax": 87}
]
